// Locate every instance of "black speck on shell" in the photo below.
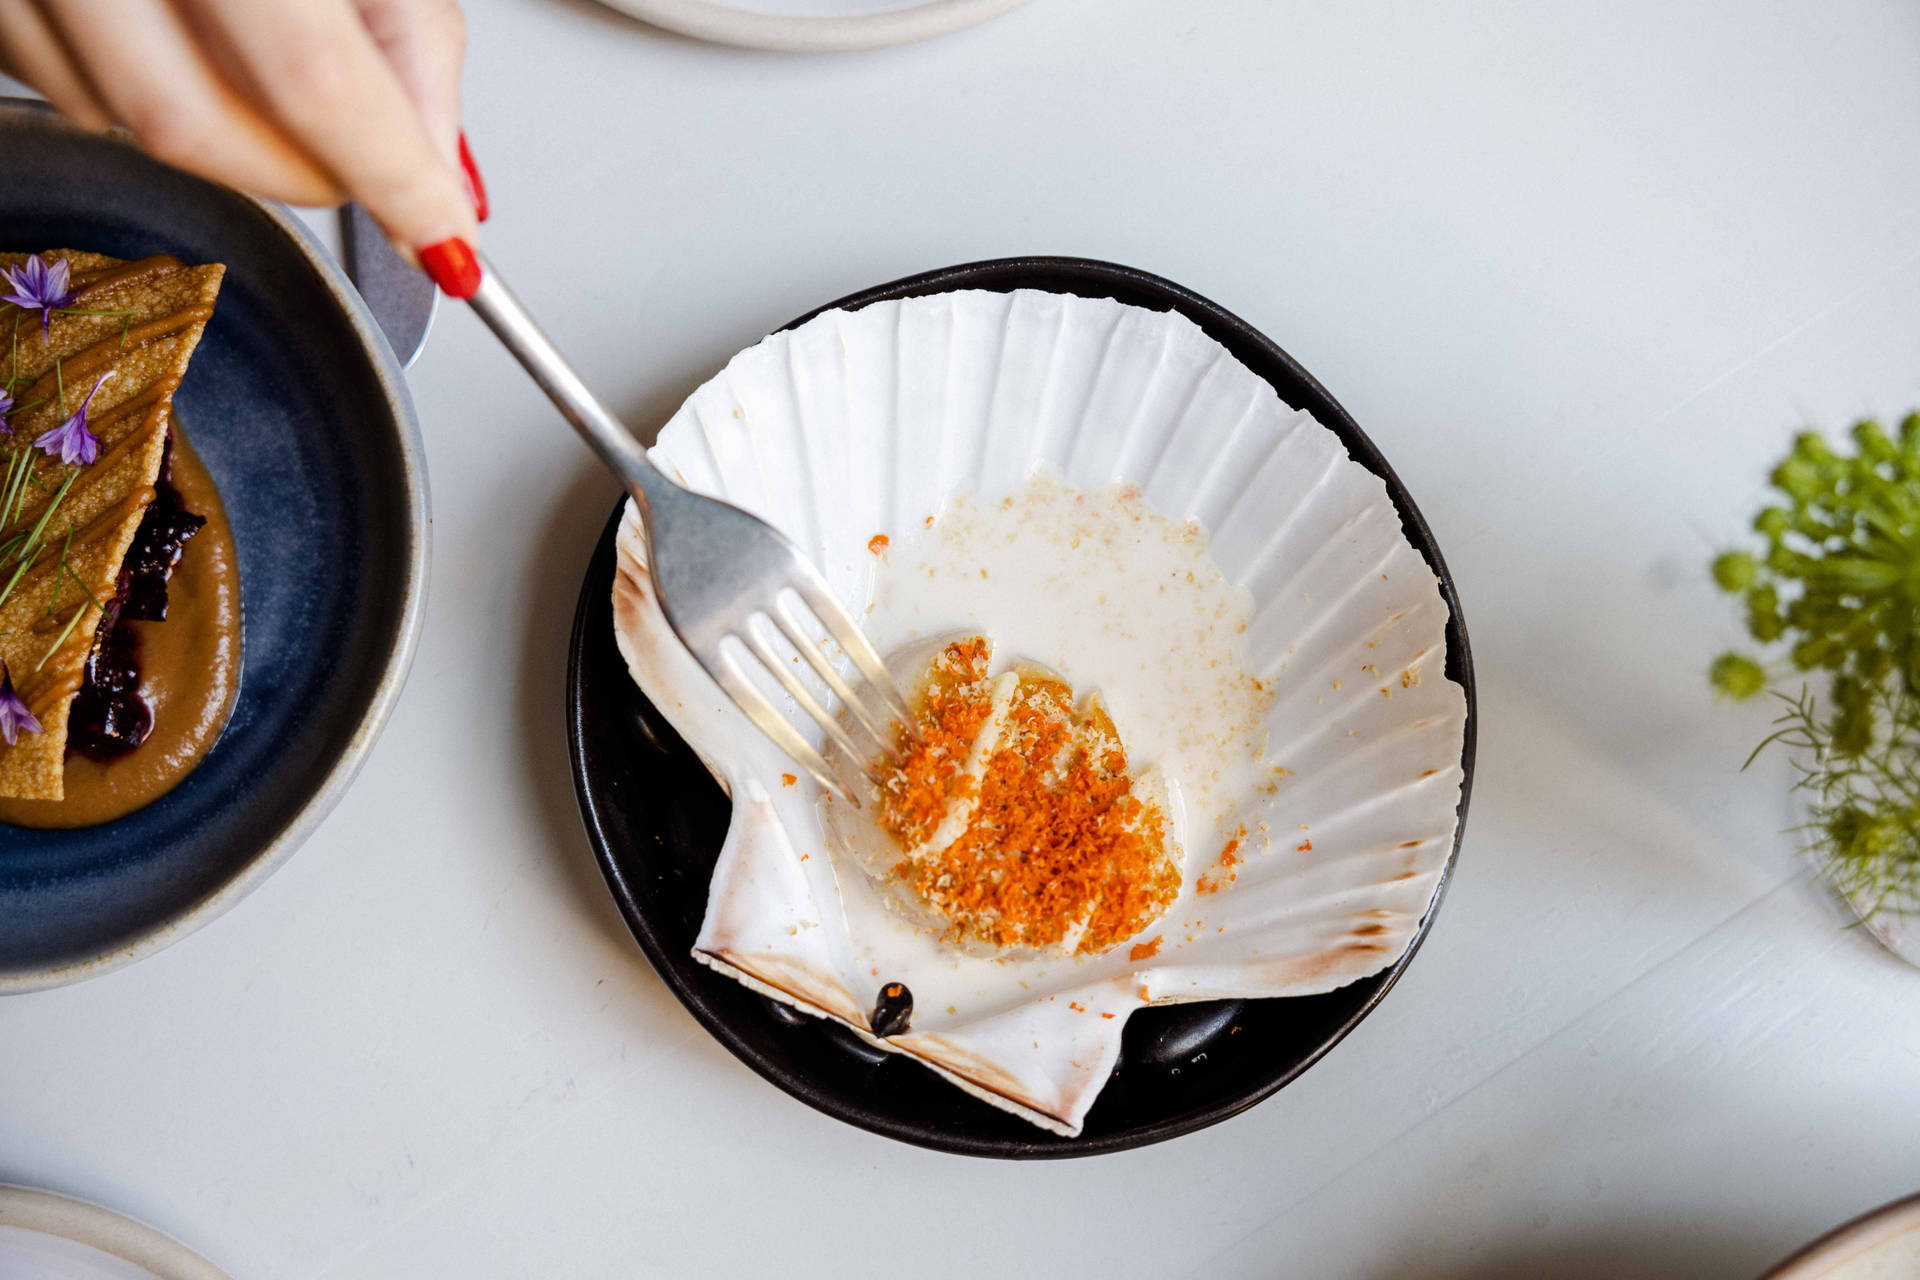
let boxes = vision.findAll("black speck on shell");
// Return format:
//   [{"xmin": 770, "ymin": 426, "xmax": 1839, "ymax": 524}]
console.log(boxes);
[{"xmin": 872, "ymin": 981, "xmax": 912, "ymax": 1037}]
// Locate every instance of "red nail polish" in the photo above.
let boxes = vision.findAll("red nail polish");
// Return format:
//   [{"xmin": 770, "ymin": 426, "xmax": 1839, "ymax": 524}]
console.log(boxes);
[
  {"xmin": 459, "ymin": 131, "xmax": 488, "ymax": 222},
  {"xmin": 419, "ymin": 237, "xmax": 481, "ymax": 299}
]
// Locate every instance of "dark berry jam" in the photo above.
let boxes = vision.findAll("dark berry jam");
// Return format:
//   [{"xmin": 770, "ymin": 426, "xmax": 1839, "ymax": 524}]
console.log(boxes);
[
  {"xmin": 67, "ymin": 603, "xmax": 147, "ymax": 760},
  {"xmin": 121, "ymin": 493, "xmax": 205, "ymax": 622},
  {"xmin": 67, "ymin": 435, "xmax": 203, "ymax": 762}
]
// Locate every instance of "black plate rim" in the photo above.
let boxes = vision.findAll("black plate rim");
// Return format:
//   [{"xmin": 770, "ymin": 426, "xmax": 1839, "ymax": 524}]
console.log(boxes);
[{"xmin": 567, "ymin": 256, "xmax": 1477, "ymax": 1157}]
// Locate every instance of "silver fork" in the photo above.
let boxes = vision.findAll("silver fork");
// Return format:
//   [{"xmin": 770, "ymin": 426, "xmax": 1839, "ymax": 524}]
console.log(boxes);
[{"xmin": 462, "ymin": 254, "xmax": 914, "ymax": 800}]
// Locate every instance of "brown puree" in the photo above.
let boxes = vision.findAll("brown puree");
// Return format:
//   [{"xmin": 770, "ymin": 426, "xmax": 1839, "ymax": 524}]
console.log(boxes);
[{"xmin": 0, "ymin": 431, "xmax": 240, "ymax": 828}]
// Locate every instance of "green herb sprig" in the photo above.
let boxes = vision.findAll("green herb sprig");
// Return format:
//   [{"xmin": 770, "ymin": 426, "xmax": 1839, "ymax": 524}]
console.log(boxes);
[
  {"xmin": 54, "ymin": 306, "xmax": 134, "ymax": 347},
  {"xmin": 1712, "ymin": 414, "xmax": 1920, "ymax": 914},
  {"xmin": 0, "ymin": 352, "xmax": 85, "ymax": 616},
  {"xmin": 1748, "ymin": 686, "xmax": 1920, "ymax": 915}
]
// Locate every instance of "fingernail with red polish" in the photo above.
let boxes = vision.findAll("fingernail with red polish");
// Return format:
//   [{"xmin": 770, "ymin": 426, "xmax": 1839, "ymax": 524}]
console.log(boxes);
[
  {"xmin": 459, "ymin": 131, "xmax": 488, "ymax": 222},
  {"xmin": 419, "ymin": 237, "xmax": 481, "ymax": 298}
]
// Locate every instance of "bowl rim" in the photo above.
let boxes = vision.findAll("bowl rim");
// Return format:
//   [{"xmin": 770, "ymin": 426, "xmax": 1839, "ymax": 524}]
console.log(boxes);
[
  {"xmin": 568, "ymin": 255, "xmax": 1477, "ymax": 1156},
  {"xmin": 1762, "ymin": 1192, "xmax": 1920, "ymax": 1279},
  {"xmin": 0, "ymin": 1183, "xmax": 232, "ymax": 1280},
  {"xmin": 587, "ymin": 0, "xmax": 1029, "ymax": 53},
  {"xmin": 0, "ymin": 100, "xmax": 431, "ymax": 994}
]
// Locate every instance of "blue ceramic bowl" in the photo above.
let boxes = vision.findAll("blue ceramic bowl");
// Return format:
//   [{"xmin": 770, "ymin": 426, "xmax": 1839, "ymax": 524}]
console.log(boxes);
[{"xmin": 0, "ymin": 100, "xmax": 428, "ymax": 991}]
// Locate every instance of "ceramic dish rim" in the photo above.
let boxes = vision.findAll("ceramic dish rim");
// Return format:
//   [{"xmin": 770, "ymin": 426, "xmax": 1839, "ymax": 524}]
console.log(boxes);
[
  {"xmin": 591, "ymin": 0, "xmax": 1029, "ymax": 52},
  {"xmin": 0, "ymin": 1184, "xmax": 232, "ymax": 1280},
  {"xmin": 0, "ymin": 99, "xmax": 431, "ymax": 995},
  {"xmin": 1762, "ymin": 1192, "xmax": 1920, "ymax": 1279},
  {"xmin": 568, "ymin": 255, "xmax": 1477, "ymax": 1156}
]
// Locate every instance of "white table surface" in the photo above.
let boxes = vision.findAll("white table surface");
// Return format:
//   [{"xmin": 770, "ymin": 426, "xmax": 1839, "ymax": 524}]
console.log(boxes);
[{"xmin": 5, "ymin": 2, "xmax": 1920, "ymax": 1276}]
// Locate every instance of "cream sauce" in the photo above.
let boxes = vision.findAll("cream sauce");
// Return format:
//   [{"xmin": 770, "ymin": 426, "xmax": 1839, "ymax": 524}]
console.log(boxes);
[
  {"xmin": 861, "ymin": 472, "xmax": 1272, "ymax": 864},
  {"xmin": 803, "ymin": 472, "xmax": 1273, "ymax": 1021}
]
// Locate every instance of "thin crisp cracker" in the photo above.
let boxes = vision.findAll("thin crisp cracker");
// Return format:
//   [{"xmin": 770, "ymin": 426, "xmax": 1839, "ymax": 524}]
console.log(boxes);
[{"xmin": 0, "ymin": 250, "xmax": 224, "ymax": 799}]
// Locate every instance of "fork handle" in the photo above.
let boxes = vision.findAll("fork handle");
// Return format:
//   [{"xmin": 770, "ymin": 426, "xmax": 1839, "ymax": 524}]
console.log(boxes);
[{"xmin": 462, "ymin": 252, "xmax": 674, "ymax": 511}]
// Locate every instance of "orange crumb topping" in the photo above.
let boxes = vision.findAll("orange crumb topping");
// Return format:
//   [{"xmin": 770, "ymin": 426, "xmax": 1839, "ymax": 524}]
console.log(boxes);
[
  {"xmin": 880, "ymin": 638, "xmax": 994, "ymax": 843},
  {"xmin": 780, "ymin": 773, "xmax": 797, "ymax": 787},
  {"xmin": 1128, "ymin": 935, "xmax": 1164, "ymax": 962},
  {"xmin": 1194, "ymin": 827, "xmax": 1247, "ymax": 896},
  {"xmin": 867, "ymin": 533, "xmax": 890, "ymax": 555},
  {"xmin": 878, "ymin": 638, "xmax": 1180, "ymax": 956}
]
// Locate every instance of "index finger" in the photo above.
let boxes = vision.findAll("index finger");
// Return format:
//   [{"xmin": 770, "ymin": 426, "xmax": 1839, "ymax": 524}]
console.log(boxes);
[
  {"xmin": 40, "ymin": 0, "xmax": 342, "ymax": 207},
  {"xmin": 175, "ymin": 0, "xmax": 475, "ymax": 255},
  {"xmin": 354, "ymin": 0, "xmax": 465, "ymax": 169}
]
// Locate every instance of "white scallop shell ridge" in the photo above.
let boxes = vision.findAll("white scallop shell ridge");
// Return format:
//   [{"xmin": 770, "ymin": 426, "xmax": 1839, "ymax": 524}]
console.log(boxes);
[{"xmin": 611, "ymin": 288, "xmax": 1469, "ymax": 1135}]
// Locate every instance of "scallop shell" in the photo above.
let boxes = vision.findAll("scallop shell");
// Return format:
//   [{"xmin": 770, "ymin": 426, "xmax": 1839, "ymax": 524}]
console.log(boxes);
[{"xmin": 611, "ymin": 289, "xmax": 1468, "ymax": 1135}]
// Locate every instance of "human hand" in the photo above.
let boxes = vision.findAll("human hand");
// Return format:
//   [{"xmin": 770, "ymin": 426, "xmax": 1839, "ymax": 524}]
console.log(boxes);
[{"xmin": 0, "ymin": 0, "xmax": 482, "ymax": 285}]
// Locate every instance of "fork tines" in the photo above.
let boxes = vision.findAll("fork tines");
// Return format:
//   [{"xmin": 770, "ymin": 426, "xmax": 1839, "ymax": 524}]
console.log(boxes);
[{"xmin": 703, "ymin": 581, "xmax": 915, "ymax": 804}]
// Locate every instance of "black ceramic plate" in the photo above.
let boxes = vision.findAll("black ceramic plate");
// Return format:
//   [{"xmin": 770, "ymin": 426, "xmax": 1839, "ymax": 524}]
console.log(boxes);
[
  {"xmin": 0, "ymin": 101, "xmax": 428, "ymax": 989},
  {"xmin": 567, "ymin": 258, "xmax": 1476, "ymax": 1157}
]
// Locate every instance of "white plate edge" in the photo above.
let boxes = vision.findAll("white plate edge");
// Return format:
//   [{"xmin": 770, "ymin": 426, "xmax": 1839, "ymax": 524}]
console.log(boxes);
[
  {"xmin": 0, "ymin": 1186, "xmax": 232, "ymax": 1280},
  {"xmin": 593, "ymin": 0, "xmax": 1030, "ymax": 52}
]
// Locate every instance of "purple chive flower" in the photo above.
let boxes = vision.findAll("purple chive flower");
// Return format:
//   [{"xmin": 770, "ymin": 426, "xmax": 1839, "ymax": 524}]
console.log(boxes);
[
  {"xmin": 1, "ymin": 255, "xmax": 77, "ymax": 337},
  {"xmin": 0, "ymin": 663, "xmax": 41, "ymax": 746},
  {"xmin": 33, "ymin": 371, "xmax": 112, "ymax": 467},
  {"xmin": 0, "ymin": 388, "xmax": 12, "ymax": 436}
]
